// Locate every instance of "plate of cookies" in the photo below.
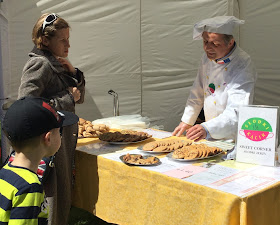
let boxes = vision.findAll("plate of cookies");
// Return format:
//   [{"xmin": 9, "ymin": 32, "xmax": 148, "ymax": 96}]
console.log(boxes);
[
  {"xmin": 120, "ymin": 153, "xmax": 161, "ymax": 166},
  {"xmin": 167, "ymin": 143, "xmax": 224, "ymax": 161},
  {"xmin": 140, "ymin": 139, "xmax": 193, "ymax": 153},
  {"xmin": 78, "ymin": 118, "xmax": 110, "ymax": 138},
  {"xmin": 99, "ymin": 130, "xmax": 152, "ymax": 144}
]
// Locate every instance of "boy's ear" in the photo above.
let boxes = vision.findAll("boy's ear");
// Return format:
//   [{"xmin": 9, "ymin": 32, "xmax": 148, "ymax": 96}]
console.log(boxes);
[{"xmin": 43, "ymin": 132, "xmax": 52, "ymax": 146}]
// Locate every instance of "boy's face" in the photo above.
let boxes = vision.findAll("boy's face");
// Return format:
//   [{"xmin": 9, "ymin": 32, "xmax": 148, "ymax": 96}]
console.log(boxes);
[{"xmin": 46, "ymin": 128, "xmax": 61, "ymax": 156}]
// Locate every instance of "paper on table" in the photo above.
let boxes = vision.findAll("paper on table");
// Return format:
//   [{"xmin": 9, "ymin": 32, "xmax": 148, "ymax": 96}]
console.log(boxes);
[
  {"xmin": 219, "ymin": 160, "xmax": 257, "ymax": 170},
  {"xmin": 138, "ymin": 157, "xmax": 188, "ymax": 173},
  {"xmin": 163, "ymin": 165, "xmax": 208, "ymax": 179},
  {"xmin": 207, "ymin": 171, "xmax": 277, "ymax": 197},
  {"xmin": 184, "ymin": 164, "xmax": 240, "ymax": 185},
  {"xmin": 245, "ymin": 165, "xmax": 280, "ymax": 180},
  {"xmin": 143, "ymin": 128, "xmax": 172, "ymax": 139}
]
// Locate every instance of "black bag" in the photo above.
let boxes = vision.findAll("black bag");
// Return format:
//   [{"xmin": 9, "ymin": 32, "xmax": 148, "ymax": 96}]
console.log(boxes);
[{"xmin": 0, "ymin": 150, "xmax": 55, "ymax": 184}]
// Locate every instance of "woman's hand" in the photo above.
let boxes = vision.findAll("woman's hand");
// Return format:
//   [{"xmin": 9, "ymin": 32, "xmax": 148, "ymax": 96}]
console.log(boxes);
[
  {"xmin": 57, "ymin": 57, "xmax": 76, "ymax": 74},
  {"xmin": 68, "ymin": 87, "xmax": 81, "ymax": 102}
]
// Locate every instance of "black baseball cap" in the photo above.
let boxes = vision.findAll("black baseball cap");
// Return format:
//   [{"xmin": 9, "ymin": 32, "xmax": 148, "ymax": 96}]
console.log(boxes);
[{"xmin": 2, "ymin": 97, "xmax": 79, "ymax": 142}]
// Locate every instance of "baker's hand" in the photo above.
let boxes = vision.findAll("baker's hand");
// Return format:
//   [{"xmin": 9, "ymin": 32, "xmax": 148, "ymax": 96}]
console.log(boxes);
[
  {"xmin": 186, "ymin": 124, "xmax": 206, "ymax": 142},
  {"xmin": 68, "ymin": 87, "xmax": 81, "ymax": 102},
  {"xmin": 57, "ymin": 57, "xmax": 76, "ymax": 74},
  {"xmin": 172, "ymin": 122, "xmax": 192, "ymax": 137}
]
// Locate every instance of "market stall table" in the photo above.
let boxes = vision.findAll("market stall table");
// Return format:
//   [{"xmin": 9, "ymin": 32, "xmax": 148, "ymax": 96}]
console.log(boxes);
[{"xmin": 72, "ymin": 135, "xmax": 280, "ymax": 225}]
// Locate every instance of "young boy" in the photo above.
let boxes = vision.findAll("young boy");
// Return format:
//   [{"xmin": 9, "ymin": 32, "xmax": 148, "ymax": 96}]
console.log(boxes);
[{"xmin": 0, "ymin": 97, "xmax": 78, "ymax": 225}]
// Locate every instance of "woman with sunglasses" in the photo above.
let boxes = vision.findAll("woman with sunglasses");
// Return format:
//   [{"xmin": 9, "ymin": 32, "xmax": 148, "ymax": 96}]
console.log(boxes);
[{"xmin": 18, "ymin": 13, "xmax": 85, "ymax": 225}]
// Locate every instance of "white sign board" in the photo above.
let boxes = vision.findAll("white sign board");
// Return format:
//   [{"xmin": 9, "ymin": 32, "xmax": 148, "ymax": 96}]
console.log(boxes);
[{"xmin": 236, "ymin": 105, "xmax": 279, "ymax": 166}]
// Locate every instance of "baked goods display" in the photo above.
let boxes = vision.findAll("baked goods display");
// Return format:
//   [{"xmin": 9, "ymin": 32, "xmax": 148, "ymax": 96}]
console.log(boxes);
[
  {"xmin": 142, "ymin": 139, "xmax": 193, "ymax": 152},
  {"xmin": 78, "ymin": 118, "xmax": 110, "ymax": 138},
  {"xmin": 120, "ymin": 153, "xmax": 160, "ymax": 165},
  {"xmin": 99, "ymin": 130, "xmax": 152, "ymax": 143},
  {"xmin": 172, "ymin": 143, "xmax": 223, "ymax": 160}
]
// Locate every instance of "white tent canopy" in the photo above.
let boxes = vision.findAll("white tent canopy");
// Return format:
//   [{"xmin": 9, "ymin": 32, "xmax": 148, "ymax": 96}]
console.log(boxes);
[{"xmin": 1, "ymin": 0, "xmax": 280, "ymax": 159}]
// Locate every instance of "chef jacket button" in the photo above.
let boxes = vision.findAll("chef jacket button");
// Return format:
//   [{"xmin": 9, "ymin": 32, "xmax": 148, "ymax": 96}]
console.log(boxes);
[
  {"xmin": 225, "ymin": 67, "xmax": 228, "ymax": 71},
  {"xmin": 206, "ymin": 75, "xmax": 209, "ymax": 79},
  {"xmin": 218, "ymin": 85, "xmax": 220, "ymax": 88},
  {"xmin": 214, "ymin": 101, "xmax": 216, "ymax": 104}
]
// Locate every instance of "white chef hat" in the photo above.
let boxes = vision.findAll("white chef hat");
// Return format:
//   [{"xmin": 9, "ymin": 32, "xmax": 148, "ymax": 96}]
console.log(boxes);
[{"xmin": 193, "ymin": 16, "xmax": 245, "ymax": 40}]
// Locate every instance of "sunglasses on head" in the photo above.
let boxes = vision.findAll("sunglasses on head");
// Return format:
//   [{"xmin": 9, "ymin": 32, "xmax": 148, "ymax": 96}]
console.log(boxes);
[{"xmin": 42, "ymin": 13, "xmax": 59, "ymax": 33}]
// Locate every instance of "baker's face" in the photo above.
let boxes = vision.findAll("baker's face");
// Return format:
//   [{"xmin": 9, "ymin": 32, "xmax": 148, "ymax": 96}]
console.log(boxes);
[
  {"xmin": 44, "ymin": 28, "xmax": 70, "ymax": 58},
  {"xmin": 202, "ymin": 32, "xmax": 234, "ymax": 60}
]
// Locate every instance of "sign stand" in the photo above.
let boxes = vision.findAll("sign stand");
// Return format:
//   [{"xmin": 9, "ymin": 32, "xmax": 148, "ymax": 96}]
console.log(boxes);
[{"xmin": 236, "ymin": 105, "xmax": 279, "ymax": 166}]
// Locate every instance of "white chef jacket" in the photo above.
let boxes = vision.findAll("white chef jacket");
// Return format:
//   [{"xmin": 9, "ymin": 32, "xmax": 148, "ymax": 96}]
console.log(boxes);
[{"xmin": 181, "ymin": 44, "xmax": 257, "ymax": 140}]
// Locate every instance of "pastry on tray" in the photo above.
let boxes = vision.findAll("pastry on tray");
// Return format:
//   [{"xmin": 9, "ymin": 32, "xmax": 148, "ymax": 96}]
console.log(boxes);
[
  {"xmin": 78, "ymin": 118, "xmax": 109, "ymax": 138},
  {"xmin": 121, "ymin": 153, "xmax": 159, "ymax": 165},
  {"xmin": 99, "ymin": 130, "xmax": 151, "ymax": 143},
  {"xmin": 142, "ymin": 139, "xmax": 193, "ymax": 152},
  {"xmin": 172, "ymin": 143, "xmax": 223, "ymax": 160}
]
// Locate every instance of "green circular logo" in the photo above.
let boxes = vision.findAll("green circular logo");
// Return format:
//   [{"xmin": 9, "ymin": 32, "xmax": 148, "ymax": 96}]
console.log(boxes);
[
  {"xmin": 208, "ymin": 83, "xmax": 215, "ymax": 93},
  {"xmin": 241, "ymin": 117, "xmax": 273, "ymax": 141}
]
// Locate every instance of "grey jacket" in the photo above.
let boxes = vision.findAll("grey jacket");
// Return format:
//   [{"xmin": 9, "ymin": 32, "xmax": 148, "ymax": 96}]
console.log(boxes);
[
  {"xmin": 18, "ymin": 47, "xmax": 85, "ymax": 225},
  {"xmin": 18, "ymin": 46, "xmax": 85, "ymax": 112}
]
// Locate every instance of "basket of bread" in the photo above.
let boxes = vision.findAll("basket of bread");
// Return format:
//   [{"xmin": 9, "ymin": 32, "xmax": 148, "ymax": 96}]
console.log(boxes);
[{"xmin": 78, "ymin": 118, "xmax": 110, "ymax": 138}]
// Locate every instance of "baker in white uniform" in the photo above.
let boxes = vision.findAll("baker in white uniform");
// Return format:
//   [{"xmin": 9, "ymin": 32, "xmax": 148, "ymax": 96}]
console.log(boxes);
[{"xmin": 173, "ymin": 16, "xmax": 257, "ymax": 141}]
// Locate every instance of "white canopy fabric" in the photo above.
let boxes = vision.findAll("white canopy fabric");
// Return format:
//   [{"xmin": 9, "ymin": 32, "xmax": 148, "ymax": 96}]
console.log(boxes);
[{"xmin": 0, "ymin": 0, "xmax": 280, "ymax": 161}]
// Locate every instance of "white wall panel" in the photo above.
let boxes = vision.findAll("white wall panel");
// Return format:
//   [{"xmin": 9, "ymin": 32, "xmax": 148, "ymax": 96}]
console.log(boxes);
[
  {"xmin": 69, "ymin": 21, "xmax": 141, "ymax": 119},
  {"xmin": 6, "ymin": 0, "xmax": 43, "ymax": 99},
  {"xmin": 0, "ymin": 2, "xmax": 10, "ymax": 99},
  {"xmin": 84, "ymin": 73, "xmax": 141, "ymax": 118},
  {"xmin": 239, "ymin": 0, "xmax": 280, "ymax": 106}
]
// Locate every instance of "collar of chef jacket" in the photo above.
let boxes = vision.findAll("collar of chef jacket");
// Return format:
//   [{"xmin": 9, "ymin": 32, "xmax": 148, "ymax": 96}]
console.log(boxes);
[{"xmin": 215, "ymin": 42, "xmax": 237, "ymax": 64}]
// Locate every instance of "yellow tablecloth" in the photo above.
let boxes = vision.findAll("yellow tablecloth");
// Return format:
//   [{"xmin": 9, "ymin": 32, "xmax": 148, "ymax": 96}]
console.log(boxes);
[{"xmin": 72, "ymin": 137, "xmax": 280, "ymax": 225}]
